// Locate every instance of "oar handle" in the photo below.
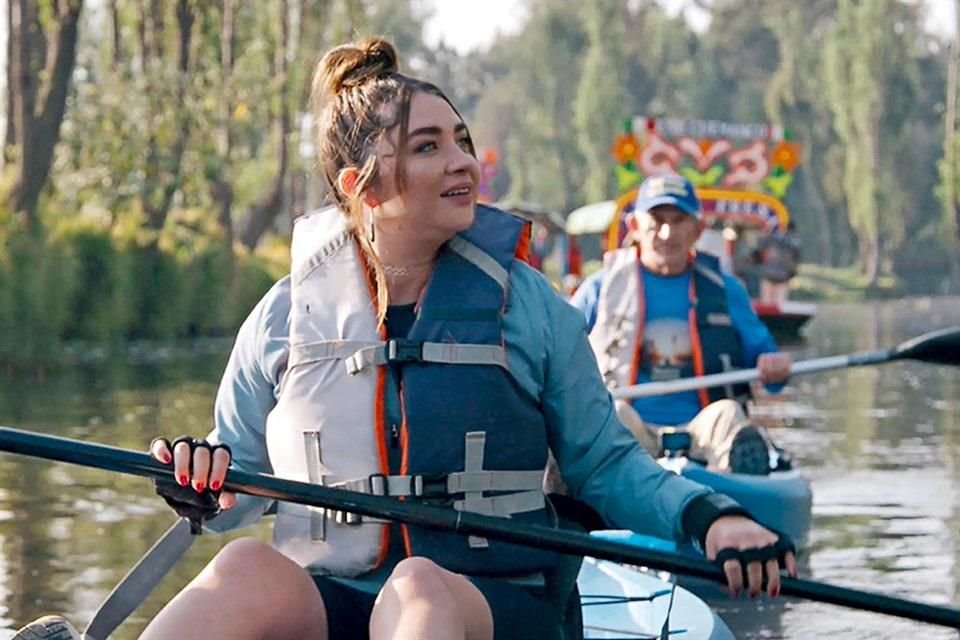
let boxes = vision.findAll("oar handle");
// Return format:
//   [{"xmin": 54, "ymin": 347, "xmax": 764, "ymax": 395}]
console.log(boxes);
[
  {"xmin": 2, "ymin": 426, "xmax": 959, "ymax": 629},
  {"xmin": 612, "ymin": 351, "xmax": 891, "ymax": 400}
]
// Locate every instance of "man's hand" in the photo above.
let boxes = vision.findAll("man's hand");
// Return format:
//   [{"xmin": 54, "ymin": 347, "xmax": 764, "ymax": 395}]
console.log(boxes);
[{"xmin": 757, "ymin": 352, "xmax": 791, "ymax": 384}]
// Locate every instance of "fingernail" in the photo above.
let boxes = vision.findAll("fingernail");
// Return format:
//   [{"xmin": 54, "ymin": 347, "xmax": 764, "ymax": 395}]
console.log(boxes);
[
  {"xmin": 195, "ymin": 482, "xmax": 205, "ymax": 492},
  {"xmin": 161, "ymin": 452, "xmax": 171, "ymax": 464},
  {"xmin": 178, "ymin": 475, "xmax": 188, "ymax": 486},
  {"xmin": 210, "ymin": 480, "xmax": 221, "ymax": 491},
  {"xmin": 772, "ymin": 586, "xmax": 780, "ymax": 597}
]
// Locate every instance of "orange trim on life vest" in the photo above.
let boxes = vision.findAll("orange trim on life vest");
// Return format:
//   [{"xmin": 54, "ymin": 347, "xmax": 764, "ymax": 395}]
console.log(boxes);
[
  {"xmin": 687, "ymin": 276, "xmax": 710, "ymax": 408},
  {"xmin": 359, "ymin": 237, "xmax": 392, "ymax": 568},
  {"xmin": 514, "ymin": 222, "xmax": 532, "ymax": 263},
  {"xmin": 628, "ymin": 246, "xmax": 646, "ymax": 386},
  {"xmin": 398, "ymin": 386, "xmax": 413, "ymax": 558}
]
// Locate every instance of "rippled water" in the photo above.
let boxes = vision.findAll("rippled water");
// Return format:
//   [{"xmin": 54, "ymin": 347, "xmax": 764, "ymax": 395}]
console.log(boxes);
[
  {"xmin": 713, "ymin": 296, "xmax": 960, "ymax": 639},
  {"xmin": 0, "ymin": 297, "xmax": 957, "ymax": 639}
]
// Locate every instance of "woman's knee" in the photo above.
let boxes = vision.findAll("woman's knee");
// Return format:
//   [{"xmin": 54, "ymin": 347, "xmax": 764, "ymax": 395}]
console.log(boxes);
[
  {"xmin": 206, "ymin": 538, "xmax": 316, "ymax": 601},
  {"xmin": 383, "ymin": 556, "xmax": 455, "ymax": 604}
]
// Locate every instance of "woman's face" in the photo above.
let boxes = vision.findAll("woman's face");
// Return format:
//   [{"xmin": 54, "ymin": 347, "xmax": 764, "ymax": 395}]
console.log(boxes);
[{"xmin": 369, "ymin": 92, "xmax": 480, "ymax": 242}]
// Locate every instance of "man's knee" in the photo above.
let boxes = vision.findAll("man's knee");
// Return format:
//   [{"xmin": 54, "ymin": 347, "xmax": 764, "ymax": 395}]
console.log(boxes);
[{"xmin": 701, "ymin": 399, "xmax": 748, "ymax": 425}]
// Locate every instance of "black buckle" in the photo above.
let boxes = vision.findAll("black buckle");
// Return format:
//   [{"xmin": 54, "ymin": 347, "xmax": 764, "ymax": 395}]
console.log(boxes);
[
  {"xmin": 413, "ymin": 473, "xmax": 449, "ymax": 498},
  {"xmin": 385, "ymin": 339, "xmax": 424, "ymax": 364}
]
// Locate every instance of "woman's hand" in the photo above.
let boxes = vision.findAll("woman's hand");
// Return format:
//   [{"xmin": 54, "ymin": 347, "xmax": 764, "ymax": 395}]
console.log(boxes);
[
  {"xmin": 150, "ymin": 437, "xmax": 237, "ymax": 511},
  {"xmin": 704, "ymin": 515, "xmax": 797, "ymax": 598}
]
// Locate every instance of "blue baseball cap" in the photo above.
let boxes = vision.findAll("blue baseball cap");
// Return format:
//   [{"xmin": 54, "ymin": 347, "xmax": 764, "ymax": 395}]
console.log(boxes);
[{"xmin": 635, "ymin": 175, "xmax": 701, "ymax": 218}]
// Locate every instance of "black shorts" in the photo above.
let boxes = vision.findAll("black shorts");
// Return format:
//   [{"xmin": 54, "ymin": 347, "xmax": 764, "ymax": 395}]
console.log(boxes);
[{"xmin": 312, "ymin": 574, "xmax": 565, "ymax": 640}]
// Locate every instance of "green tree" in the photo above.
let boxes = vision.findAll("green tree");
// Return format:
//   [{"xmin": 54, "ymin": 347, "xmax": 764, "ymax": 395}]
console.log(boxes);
[
  {"xmin": 937, "ymin": 0, "xmax": 960, "ymax": 289},
  {"xmin": 574, "ymin": 0, "xmax": 629, "ymax": 203},
  {"xmin": 823, "ymin": 0, "xmax": 917, "ymax": 285}
]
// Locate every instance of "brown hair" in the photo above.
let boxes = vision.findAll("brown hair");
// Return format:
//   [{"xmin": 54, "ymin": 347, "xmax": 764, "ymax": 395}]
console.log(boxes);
[{"xmin": 310, "ymin": 37, "xmax": 473, "ymax": 325}]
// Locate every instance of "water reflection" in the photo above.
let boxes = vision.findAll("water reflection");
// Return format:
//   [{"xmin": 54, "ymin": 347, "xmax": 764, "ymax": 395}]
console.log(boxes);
[
  {"xmin": 0, "ymin": 299, "xmax": 957, "ymax": 639},
  {"xmin": 713, "ymin": 296, "xmax": 960, "ymax": 639}
]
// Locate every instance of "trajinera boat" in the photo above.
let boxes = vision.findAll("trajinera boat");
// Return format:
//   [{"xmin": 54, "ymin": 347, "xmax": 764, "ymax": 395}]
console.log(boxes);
[{"xmin": 564, "ymin": 116, "xmax": 818, "ymax": 339}]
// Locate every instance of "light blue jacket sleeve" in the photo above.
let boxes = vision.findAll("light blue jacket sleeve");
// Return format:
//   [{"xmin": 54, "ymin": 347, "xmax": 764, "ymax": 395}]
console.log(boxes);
[
  {"xmin": 567, "ymin": 270, "xmax": 604, "ymax": 332},
  {"xmin": 721, "ymin": 273, "xmax": 786, "ymax": 393},
  {"xmin": 204, "ymin": 277, "xmax": 292, "ymax": 532},
  {"xmin": 505, "ymin": 263, "xmax": 711, "ymax": 541}
]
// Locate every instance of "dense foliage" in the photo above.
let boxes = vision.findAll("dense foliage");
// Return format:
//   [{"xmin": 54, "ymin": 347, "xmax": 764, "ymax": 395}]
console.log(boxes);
[{"xmin": 3, "ymin": 0, "xmax": 959, "ymax": 367}]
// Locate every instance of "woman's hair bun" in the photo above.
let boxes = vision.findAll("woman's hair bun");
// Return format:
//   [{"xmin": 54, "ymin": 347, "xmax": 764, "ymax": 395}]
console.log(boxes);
[{"xmin": 317, "ymin": 37, "xmax": 398, "ymax": 96}]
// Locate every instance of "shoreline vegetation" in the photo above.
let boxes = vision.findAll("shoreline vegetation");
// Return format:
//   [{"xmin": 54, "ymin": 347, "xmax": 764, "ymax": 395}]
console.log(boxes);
[
  {"xmin": 790, "ymin": 264, "xmax": 906, "ymax": 301},
  {"xmin": 1, "ymin": 206, "xmax": 939, "ymax": 374},
  {"xmin": 0, "ymin": 207, "xmax": 289, "ymax": 372}
]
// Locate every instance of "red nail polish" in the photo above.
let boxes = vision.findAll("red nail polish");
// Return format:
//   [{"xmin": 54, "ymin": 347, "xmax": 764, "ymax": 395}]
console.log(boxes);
[
  {"xmin": 178, "ymin": 475, "xmax": 188, "ymax": 486},
  {"xmin": 162, "ymin": 453, "xmax": 172, "ymax": 464},
  {"xmin": 195, "ymin": 482, "xmax": 205, "ymax": 492},
  {"xmin": 210, "ymin": 481, "xmax": 221, "ymax": 491}
]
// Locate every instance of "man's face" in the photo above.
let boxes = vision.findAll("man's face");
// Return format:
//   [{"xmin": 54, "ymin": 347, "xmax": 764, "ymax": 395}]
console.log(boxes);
[{"xmin": 633, "ymin": 205, "xmax": 703, "ymax": 275}]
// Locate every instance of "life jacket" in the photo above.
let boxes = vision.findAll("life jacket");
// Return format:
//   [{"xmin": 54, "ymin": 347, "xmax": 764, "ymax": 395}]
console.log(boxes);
[
  {"xmin": 265, "ymin": 204, "xmax": 560, "ymax": 578},
  {"xmin": 588, "ymin": 248, "xmax": 749, "ymax": 408}
]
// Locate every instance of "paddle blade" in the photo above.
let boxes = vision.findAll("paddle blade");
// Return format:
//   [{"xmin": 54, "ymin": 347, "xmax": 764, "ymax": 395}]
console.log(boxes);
[{"xmin": 893, "ymin": 326, "xmax": 960, "ymax": 366}]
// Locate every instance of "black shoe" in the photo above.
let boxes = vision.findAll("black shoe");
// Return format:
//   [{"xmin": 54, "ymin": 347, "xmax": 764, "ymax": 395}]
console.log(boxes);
[
  {"xmin": 728, "ymin": 426, "xmax": 771, "ymax": 475},
  {"xmin": 12, "ymin": 616, "xmax": 81, "ymax": 640}
]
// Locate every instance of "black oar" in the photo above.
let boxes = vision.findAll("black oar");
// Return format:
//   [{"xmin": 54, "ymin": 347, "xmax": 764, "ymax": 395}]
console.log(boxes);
[
  {"xmin": 614, "ymin": 326, "xmax": 960, "ymax": 400},
  {"xmin": 2, "ymin": 426, "xmax": 959, "ymax": 630}
]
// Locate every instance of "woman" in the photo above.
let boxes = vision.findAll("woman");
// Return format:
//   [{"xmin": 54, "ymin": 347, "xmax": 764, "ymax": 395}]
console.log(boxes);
[{"xmin": 141, "ymin": 38, "xmax": 796, "ymax": 640}]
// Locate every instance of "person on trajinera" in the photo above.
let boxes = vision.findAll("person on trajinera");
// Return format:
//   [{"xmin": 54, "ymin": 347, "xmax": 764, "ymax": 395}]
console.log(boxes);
[
  {"xmin": 757, "ymin": 220, "xmax": 801, "ymax": 304},
  {"xmin": 13, "ymin": 38, "xmax": 796, "ymax": 640},
  {"xmin": 570, "ymin": 174, "xmax": 793, "ymax": 477}
]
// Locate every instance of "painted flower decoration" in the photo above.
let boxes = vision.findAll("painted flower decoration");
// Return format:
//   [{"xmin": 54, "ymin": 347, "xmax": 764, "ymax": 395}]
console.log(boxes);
[
  {"xmin": 771, "ymin": 141, "xmax": 801, "ymax": 173},
  {"xmin": 612, "ymin": 133, "xmax": 641, "ymax": 166}
]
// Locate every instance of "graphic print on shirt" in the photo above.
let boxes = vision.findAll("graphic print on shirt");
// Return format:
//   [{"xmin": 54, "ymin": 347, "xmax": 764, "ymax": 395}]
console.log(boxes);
[{"xmin": 640, "ymin": 317, "xmax": 692, "ymax": 381}]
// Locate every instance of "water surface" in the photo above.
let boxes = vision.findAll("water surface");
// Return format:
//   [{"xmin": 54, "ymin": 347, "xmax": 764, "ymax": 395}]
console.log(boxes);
[{"xmin": 0, "ymin": 298, "xmax": 957, "ymax": 639}]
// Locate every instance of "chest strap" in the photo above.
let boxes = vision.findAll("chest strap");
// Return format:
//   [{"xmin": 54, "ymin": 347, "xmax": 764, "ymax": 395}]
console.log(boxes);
[
  {"xmin": 289, "ymin": 339, "xmax": 509, "ymax": 374},
  {"xmin": 314, "ymin": 432, "xmax": 545, "ymax": 548},
  {"xmin": 345, "ymin": 339, "xmax": 508, "ymax": 374}
]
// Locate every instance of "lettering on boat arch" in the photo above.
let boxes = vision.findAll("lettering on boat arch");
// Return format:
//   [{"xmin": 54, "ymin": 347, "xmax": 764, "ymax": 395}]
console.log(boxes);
[{"xmin": 607, "ymin": 116, "xmax": 801, "ymax": 251}]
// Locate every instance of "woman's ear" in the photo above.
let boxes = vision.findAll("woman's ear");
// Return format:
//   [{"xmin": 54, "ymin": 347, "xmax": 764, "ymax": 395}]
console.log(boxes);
[
  {"xmin": 336, "ymin": 167, "xmax": 360, "ymax": 198},
  {"xmin": 337, "ymin": 167, "xmax": 381, "ymax": 208}
]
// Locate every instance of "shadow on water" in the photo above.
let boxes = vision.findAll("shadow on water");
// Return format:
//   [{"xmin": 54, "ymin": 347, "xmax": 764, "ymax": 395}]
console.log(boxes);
[{"xmin": 0, "ymin": 299, "xmax": 958, "ymax": 639}]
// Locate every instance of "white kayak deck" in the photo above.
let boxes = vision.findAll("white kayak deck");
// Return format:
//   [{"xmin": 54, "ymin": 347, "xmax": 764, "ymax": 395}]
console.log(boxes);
[{"xmin": 578, "ymin": 550, "xmax": 734, "ymax": 639}]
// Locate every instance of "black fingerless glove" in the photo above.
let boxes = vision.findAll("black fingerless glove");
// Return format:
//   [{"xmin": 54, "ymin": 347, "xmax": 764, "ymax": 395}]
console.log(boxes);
[
  {"xmin": 714, "ymin": 531, "xmax": 796, "ymax": 587},
  {"xmin": 681, "ymin": 492, "xmax": 752, "ymax": 551},
  {"xmin": 151, "ymin": 436, "xmax": 232, "ymax": 534}
]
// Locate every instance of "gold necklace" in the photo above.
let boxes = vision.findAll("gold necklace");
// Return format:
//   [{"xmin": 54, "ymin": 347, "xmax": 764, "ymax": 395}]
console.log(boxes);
[{"xmin": 382, "ymin": 261, "xmax": 432, "ymax": 277}]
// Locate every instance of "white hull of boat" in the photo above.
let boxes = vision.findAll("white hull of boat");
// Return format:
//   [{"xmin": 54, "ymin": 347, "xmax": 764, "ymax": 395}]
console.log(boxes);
[{"xmin": 578, "ymin": 555, "xmax": 734, "ymax": 640}]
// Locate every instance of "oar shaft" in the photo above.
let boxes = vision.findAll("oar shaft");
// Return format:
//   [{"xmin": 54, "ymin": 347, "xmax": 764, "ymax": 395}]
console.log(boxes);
[
  {"xmin": 612, "ymin": 352, "xmax": 890, "ymax": 400},
  {"xmin": 2, "ymin": 426, "xmax": 959, "ymax": 629}
]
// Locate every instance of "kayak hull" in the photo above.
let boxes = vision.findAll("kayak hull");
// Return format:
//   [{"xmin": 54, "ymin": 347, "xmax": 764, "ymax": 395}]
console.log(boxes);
[
  {"xmin": 577, "ymin": 552, "xmax": 735, "ymax": 640},
  {"xmin": 675, "ymin": 459, "xmax": 813, "ymax": 550}
]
